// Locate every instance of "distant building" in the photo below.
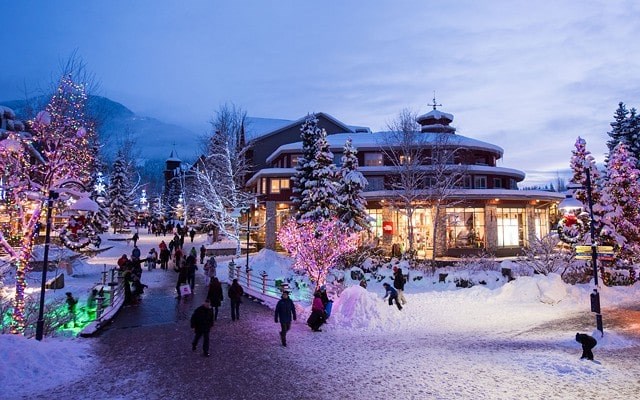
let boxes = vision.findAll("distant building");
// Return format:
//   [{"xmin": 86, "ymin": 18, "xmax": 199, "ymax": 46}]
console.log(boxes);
[{"xmin": 245, "ymin": 105, "xmax": 563, "ymax": 257}]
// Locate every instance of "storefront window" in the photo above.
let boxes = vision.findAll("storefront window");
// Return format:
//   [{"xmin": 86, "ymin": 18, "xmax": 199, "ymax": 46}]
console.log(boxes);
[
  {"xmin": 367, "ymin": 209, "xmax": 383, "ymax": 238},
  {"xmin": 445, "ymin": 207, "xmax": 485, "ymax": 248},
  {"xmin": 497, "ymin": 207, "xmax": 526, "ymax": 247},
  {"xmin": 534, "ymin": 208, "xmax": 549, "ymax": 239}
]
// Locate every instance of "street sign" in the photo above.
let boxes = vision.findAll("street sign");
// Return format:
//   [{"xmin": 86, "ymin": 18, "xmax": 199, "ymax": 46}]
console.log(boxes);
[{"xmin": 574, "ymin": 245, "xmax": 614, "ymax": 260}]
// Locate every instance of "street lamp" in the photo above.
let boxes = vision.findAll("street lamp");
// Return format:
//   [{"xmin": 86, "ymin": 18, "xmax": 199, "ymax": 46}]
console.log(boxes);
[
  {"xmin": 559, "ymin": 169, "xmax": 604, "ymax": 337},
  {"xmin": 35, "ymin": 184, "xmax": 98, "ymax": 341}
]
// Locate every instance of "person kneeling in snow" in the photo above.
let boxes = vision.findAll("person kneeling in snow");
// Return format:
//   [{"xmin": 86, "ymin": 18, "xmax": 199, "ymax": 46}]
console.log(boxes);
[
  {"xmin": 382, "ymin": 283, "xmax": 402, "ymax": 310},
  {"xmin": 575, "ymin": 333, "xmax": 597, "ymax": 360}
]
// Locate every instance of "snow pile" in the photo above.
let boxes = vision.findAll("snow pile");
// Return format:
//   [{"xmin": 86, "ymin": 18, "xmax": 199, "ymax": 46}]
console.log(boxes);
[
  {"xmin": 248, "ymin": 249, "xmax": 294, "ymax": 279},
  {"xmin": 0, "ymin": 334, "xmax": 95, "ymax": 397},
  {"xmin": 330, "ymin": 285, "xmax": 396, "ymax": 330},
  {"xmin": 494, "ymin": 273, "xmax": 574, "ymax": 305}
]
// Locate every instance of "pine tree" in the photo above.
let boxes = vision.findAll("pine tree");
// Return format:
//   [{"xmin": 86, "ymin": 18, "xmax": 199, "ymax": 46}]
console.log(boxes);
[
  {"xmin": 568, "ymin": 137, "xmax": 604, "ymax": 244},
  {"xmin": 108, "ymin": 150, "xmax": 134, "ymax": 233},
  {"xmin": 336, "ymin": 138, "xmax": 370, "ymax": 232},
  {"xmin": 606, "ymin": 102, "xmax": 629, "ymax": 157},
  {"xmin": 291, "ymin": 114, "xmax": 339, "ymax": 222},
  {"xmin": 599, "ymin": 143, "xmax": 640, "ymax": 266},
  {"xmin": 606, "ymin": 102, "xmax": 640, "ymax": 168}
]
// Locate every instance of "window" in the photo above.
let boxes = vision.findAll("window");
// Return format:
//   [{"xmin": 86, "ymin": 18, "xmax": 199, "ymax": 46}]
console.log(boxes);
[
  {"xmin": 474, "ymin": 176, "xmax": 487, "ymax": 189},
  {"xmin": 291, "ymin": 155, "xmax": 299, "ymax": 168},
  {"xmin": 510, "ymin": 179, "xmax": 517, "ymax": 189},
  {"xmin": 260, "ymin": 178, "xmax": 266, "ymax": 194},
  {"xmin": 399, "ymin": 155, "xmax": 412, "ymax": 165},
  {"xmin": 463, "ymin": 176, "xmax": 472, "ymax": 189},
  {"xmin": 445, "ymin": 207, "xmax": 485, "ymax": 249},
  {"xmin": 333, "ymin": 153, "xmax": 342, "ymax": 166},
  {"xmin": 364, "ymin": 153, "xmax": 383, "ymax": 166},
  {"xmin": 496, "ymin": 207, "xmax": 526, "ymax": 247},
  {"xmin": 365, "ymin": 177, "xmax": 385, "ymax": 191},
  {"xmin": 534, "ymin": 208, "xmax": 549, "ymax": 239},
  {"xmin": 493, "ymin": 178, "xmax": 502, "ymax": 188},
  {"xmin": 367, "ymin": 209, "xmax": 383, "ymax": 238},
  {"xmin": 475, "ymin": 157, "xmax": 487, "ymax": 165},
  {"xmin": 270, "ymin": 178, "xmax": 290, "ymax": 194}
]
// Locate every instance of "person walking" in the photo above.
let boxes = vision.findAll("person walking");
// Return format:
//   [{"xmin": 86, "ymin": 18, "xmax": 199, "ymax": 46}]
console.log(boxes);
[
  {"xmin": 275, "ymin": 290, "xmax": 296, "ymax": 346},
  {"xmin": 206, "ymin": 277, "xmax": 224, "ymax": 321},
  {"xmin": 382, "ymin": 282, "xmax": 403, "ymax": 310},
  {"xmin": 159, "ymin": 246, "xmax": 170, "ymax": 270},
  {"xmin": 65, "ymin": 292, "xmax": 78, "ymax": 327},
  {"xmin": 190, "ymin": 299, "xmax": 214, "ymax": 357},
  {"xmin": 204, "ymin": 256, "xmax": 217, "ymax": 284},
  {"xmin": 228, "ymin": 279, "xmax": 244, "ymax": 321},
  {"xmin": 132, "ymin": 231, "xmax": 139, "ymax": 247},
  {"xmin": 175, "ymin": 261, "xmax": 189, "ymax": 299},
  {"xmin": 189, "ymin": 227, "xmax": 196, "ymax": 243},
  {"xmin": 185, "ymin": 252, "xmax": 198, "ymax": 292},
  {"xmin": 199, "ymin": 244, "xmax": 206, "ymax": 264},
  {"xmin": 393, "ymin": 266, "xmax": 407, "ymax": 305}
]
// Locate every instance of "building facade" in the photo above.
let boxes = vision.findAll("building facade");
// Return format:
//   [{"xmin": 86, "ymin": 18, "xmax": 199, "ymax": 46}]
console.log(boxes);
[{"xmin": 245, "ymin": 108, "xmax": 563, "ymax": 257}]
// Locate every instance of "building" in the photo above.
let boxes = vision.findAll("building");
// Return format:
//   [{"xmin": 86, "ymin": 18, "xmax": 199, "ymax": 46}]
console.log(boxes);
[{"xmin": 244, "ymin": 106, "xmax": 563, "ymax": 257}]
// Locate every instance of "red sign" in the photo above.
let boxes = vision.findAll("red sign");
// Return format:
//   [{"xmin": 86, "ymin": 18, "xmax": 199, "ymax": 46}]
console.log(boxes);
[{"xmin": 382, "ymin": 221, "xmax": 393, "ymax": 235}]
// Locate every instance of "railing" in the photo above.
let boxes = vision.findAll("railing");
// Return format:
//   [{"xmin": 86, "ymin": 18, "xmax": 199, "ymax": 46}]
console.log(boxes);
[{"xmin": 227, "ymin": 262, "xmax": 286, "ymax": 301}]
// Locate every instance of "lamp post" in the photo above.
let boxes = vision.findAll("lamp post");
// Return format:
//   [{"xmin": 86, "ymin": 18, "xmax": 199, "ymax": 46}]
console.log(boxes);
[
  {"xmin": 558, "ymin": 169, "xmax": 603, "ymax": 336},
  {"xmin": 584, "ymin": 169, "xmax": 604, "ymax": 336},
  {"xmin": 35, "ymin": 183, "xmax": 98, "ymax": 341},
  {"xmin": 35, "ymin": 190, "xmax": 58, "ymax": 341}
]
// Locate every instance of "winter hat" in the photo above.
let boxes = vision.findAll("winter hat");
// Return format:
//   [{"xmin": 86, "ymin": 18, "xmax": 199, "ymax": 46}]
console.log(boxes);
[{"xmin": 393, "ymin": 266, "xmax": 398, "ymax": 271}]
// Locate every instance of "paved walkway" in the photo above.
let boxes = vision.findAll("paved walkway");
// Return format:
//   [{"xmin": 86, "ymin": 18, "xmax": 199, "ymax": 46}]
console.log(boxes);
[{"xmin": 32, "ymin": 265, "xmax": 320, "ymax": 400}]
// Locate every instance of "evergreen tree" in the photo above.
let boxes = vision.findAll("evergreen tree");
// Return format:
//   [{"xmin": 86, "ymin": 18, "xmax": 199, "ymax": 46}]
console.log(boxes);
[
  {"xmin": 291, "ymin": 114, "xmax": 339, "ymax": 222},
  {"xmin": 108, "ymin": 150, "xmax": 134, "ymax": 233},
  {"xmin": 336, "ymin": 138, "xmax": 370, "ymax": 232},
  {"xmin": 606, "ymin": 102, "xmax": 629, "ymax": 157},
  {"xmin": 606, "ymin": 102, "xmax": 640, "ymax": 168},
  {"xmin": 599, "ymin": 143, "xmax": 640, "ymax": 266},
  {"xmin": 568, "ymin": 137, "xmax": 604, "ymax": 244}
]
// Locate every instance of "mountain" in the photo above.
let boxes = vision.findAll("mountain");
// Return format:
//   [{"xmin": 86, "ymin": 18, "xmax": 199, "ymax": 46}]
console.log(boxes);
[{"xmin": 1, "ymin": 96, "xmax": 201, "ymax": 196}]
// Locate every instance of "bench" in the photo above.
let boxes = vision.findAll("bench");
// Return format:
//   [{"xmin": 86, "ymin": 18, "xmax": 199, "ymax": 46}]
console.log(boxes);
[{"xmin": 45, "ymin": 273, "xmax": 65, "ymax": 289}]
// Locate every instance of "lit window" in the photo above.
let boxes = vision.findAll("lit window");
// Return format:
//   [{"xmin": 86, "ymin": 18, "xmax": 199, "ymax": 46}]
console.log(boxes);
[
  {"xmin": 270, "ymin": 178, "xmax": 290, "ymax": 194},
  {"xmin": 364, "ymin": 153, "xmax": 383, "ymax": 166}
]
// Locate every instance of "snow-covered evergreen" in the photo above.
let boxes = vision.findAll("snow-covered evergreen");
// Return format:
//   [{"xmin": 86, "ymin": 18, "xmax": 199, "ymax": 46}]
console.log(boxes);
[
  {"xmin": 599, "ymin": 143, "xmax": 640, "ymax": 266},
  {"xmin": 606, "ymin": 102, "xmax": 640, "ymax": 168},
  {"xmin": 291, "ymin": 114, "xmax": 339, "ymax": 222},
  {"xmin": 336, "ymin": 138, "xmax": 370, "ymax": 232},
  {"xmin": 108, "ymin": 150, "xmax": 134, "ymax": 233}
]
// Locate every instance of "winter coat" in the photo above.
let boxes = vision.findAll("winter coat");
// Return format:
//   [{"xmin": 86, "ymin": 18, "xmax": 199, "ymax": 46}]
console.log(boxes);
[
  {"xmin": 186, "ymin": 255, "xmax": 198, "ymax": 276},
  {"xmin": 160, "ymin": 249, "xmax": 170, "ymax": 262},
  {"xmin": 576, "ymin": 333, "xmax": 597, "ymax": 348},
  {"xmin": 393, "ymin": 269, "xmax": 405, "ymax": 290},
  {"xmin": 228, "ymin": 282, "xmax": 244, "ymax": 302},
  {"xmin": 383, "ymin": 284, "xmax": 398, "ymax": 299},
  {"xmin": 190, "ymin": 305, "xmax": 214, "ymax": 332},
  {"xmin": 207, "ymin": 281, "xmax": 224, "ymax": 307},
  {"xmin": 176, "ymin": 265, "xmax": 188, "ymax": 284},
  {"xmin": 312, "ymin": 297, "xmax": 325, "ymax": 313},
  {"xmin": 275, "ymin": 297, "xmax": 297, "ymax": 324}
]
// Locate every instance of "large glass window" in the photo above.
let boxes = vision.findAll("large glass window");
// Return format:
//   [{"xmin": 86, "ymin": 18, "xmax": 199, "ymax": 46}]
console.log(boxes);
[
  {"xmin": 445, "ymin": 207, "xmax": 486, "ymax": 248},
  {"xmin": 497, "ymin": 207, "xmax": 526, "ymax": 247},
  {"xmin": 474, "ymin": 176, "xmax": 487, "ymax": 189},
  {"xmin": 534, "ymin": 208, "xmax": 549, "ymax": 239},
  {"xmin": 367, "ymin": 209, "xmax": 383, "ymax": 238},
  {"xmin": 270, "ymin": 178, "xmax": 290, "ymax": 194},
  {"xmin": 365, "ymin": 177, "xmax": 385, "ymax": 191},
  {"xmin": 291, "ymin": 155, "xmax": 299, "ymax": 167},
  {"xmin": 364, "ymin": 153, "xmax": 384, "ymax": 166}
]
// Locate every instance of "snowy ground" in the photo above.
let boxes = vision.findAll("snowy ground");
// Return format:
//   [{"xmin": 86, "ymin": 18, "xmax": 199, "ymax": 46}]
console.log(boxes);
[{"xmin": 1, "ymin": 231, "xmax": 640, "ymax": 399}]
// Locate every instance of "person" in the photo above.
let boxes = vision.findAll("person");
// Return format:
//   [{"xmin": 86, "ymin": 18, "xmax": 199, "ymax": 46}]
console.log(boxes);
[
  {"xmin": 382, "ymin": 282, "xmax": 402, "ymax": 310},
  {"xmin": 65, "ymin": 292, "xmax": 78, "ymax": 327},
  {"xmin": 275, "ymin": 290, "xmax": 297, "ymax": 346},
  {"xmin": 86, "ymin": 288, "xmax": 98, "ymax": 320},
  {"xmin": 393, "ymin": 267, "xmax": 407, "ymax": 305},
  {"xmin": 318, "ymin": 286, "xmax": 332, "ymax": 318},
  {"xmin": 131, "ymin": 245, "xmax": 141, "ymax": 260},
  {"xmin": 146, "ymin": 248, "xmax": 157, "ymax": 270},
  {"xmin": 132, "ymin": 231, "xmax": 139, "ymax": 247},
  {"xmin": 117, "ymin": 254, "xmax": 129, "ymax": 270},
  {"xmin": 174, "ymin": 246, "xmax": 183, "ymax": 269},
  {"xmin": 185, "ymin": 252, "xmax": 198, "ymax": 292},
  {"xmin": 359, "ymin": 278, "xmax": 368, "ymax": 289},
  {"xmin": 175, "ymin": 261, "xmax": 189, "ymax": 299},
  {"xmin": 575, "ymin": 333, "xmax": 598, "ymax": 360},
  {"xmin": 199, "ymin": 244, "xmax": 206, "ymax": 264},
  {"xmin": 159, "ymin": 246, "xmax": 170, "ymax": 270},
  {"xmin": 228, "ymin": 279, "xmax": 244, "ymax": 321},
  {"xmin": 206, "ymin": 277, "xmax": 224, "ymax": 321},
  {"xmin": 190, "ymin": 299, "xmax": 214, "ymax": 357},
  {"xmin": 307, "ymin": 291, "xmax": 326, "ymax": 332},
  {"xmin": 189, "ymin": 227, "xmax": 196, "ymax": 243},
  {"xmin": 204, "ymin": 256, "xmax": 217, "ymax": 284}
]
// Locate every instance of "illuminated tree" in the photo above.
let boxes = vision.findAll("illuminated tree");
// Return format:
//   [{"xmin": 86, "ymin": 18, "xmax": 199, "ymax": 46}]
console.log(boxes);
[
  {"xmin": 108, "ymin": 149, "xmax": 135, "ymax": 233},
  {"xmin": 278, "ymin": 217, "xmax": 358, "ymax": 290},
  {"xmin": 0, "ymin": 73, "xmax": 97, "ymax": 333}
]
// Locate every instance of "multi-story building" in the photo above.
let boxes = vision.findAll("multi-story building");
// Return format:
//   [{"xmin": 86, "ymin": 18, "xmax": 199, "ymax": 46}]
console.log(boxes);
[{"xmin": 245, "ymin": 106, "xmax": 563, "ymax": 257}]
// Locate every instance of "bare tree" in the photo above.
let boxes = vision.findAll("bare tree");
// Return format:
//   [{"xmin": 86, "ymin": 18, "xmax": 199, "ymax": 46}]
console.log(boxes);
[
  {"xmin": 189, "ymin": 104, "xmax": 253, "ymax": 254},
  {"xmin": 383, "ymin": 108, "xmax": 468, "ymax": 262}
]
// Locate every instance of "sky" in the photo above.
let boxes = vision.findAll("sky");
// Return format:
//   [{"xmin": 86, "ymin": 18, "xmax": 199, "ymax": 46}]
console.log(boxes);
[
  {"xmin": 1, "ymin": 232, "xmax": 639, "ymax": 398},
  {"xmin": 2, "ymin": 1, "xmax": 640, "ymax": 186}
]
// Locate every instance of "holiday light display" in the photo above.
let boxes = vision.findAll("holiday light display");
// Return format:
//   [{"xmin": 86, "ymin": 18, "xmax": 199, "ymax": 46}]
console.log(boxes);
[{"xmin": 278, "ymin": 217, "xmax": 358, "ymax": 289}]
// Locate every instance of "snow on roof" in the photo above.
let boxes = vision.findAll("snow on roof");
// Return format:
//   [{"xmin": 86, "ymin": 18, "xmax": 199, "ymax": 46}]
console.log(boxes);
[
  {"xmin": 266, "ymin": 131, "xmax": 504, "ymax": 163},
  {"xmin": 417, "ymin": 109, "xmax": 454, "ymax": 122},
  {"xmin": 245, "ymin": 117, "xmax": 293, "ymax": 141}
]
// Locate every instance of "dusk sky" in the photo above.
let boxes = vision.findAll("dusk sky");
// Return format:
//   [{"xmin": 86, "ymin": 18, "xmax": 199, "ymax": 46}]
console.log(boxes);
[{"xmin": 2, "ymin": 1, "xmax": 639, "ymax": 186}]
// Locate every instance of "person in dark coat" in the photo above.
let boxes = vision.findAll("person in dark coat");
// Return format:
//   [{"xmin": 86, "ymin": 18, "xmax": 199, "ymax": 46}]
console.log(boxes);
[
  {"xmin": 159, "ymin": 247, "xmax": 170, "ymax": 270},
  {"xmin": 207, "ymin": 277, "xmax": 224, "ymax": 320},
  {"xmin": 189, "ymin": 228, "xmax": 196, "ymax": 243},
  {"xmin": 175, "ymin": 262, "xmax": 189, "ymax": 299},
  {"xmin": 382, "ymin": 282, "xmax": 402, "ymax": 310},
  {"xmin": 228, "ymin": 279, "xmax": 244, "ymax": 321},
  {"xmin": 185, "ymin": 253, "xmax": 198, "ymax": 292},
  {"xmin": 575, "ymin": 333, "xmax": 597, "ymax": 360},
  {"xmin": 393, "ymin": 266, "xmax": 407, "ymax": 305},
  {"xmin": 275, "ymin": 290, "xmax": 297, "ymax": 346},
  {"xmin": 199, "ymin": 244, "xmax": 206, "ymax": 264},
  {"xmin": 307, "ymin": 291, "xmax": 326, "ymax": 332},
  {"xmin": 191, "ymin": 299, "xmax": 214, "ymax": 357},
  {"xmin": 132, "ymin": 231, "xmax": 139, "ymax": 247}
]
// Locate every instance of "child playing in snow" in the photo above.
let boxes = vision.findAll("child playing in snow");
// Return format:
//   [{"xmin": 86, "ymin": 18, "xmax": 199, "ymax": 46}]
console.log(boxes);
[{"xmin": 382, "ymin": 282, "xmax": 402, "ymax": 310}]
